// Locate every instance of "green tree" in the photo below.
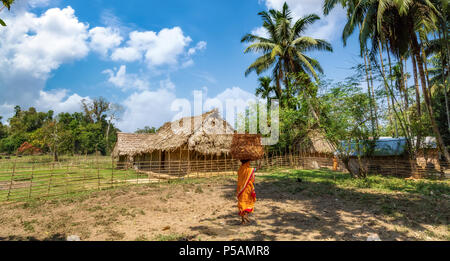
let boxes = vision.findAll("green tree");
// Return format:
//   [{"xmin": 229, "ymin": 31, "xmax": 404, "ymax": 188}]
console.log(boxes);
[
  {"xmin": 324, "ymin": 0, "xmax": 450, "ymax": 162},
  {"xmin": 242, "ymin": 2, "xmax": 333, "ymax": 107},
  {"xmin": 320, "ymin": 75, "xmax": 378, "ymax": 178},
  {"xmin": 255, "ymin": 76, "xmax": 277, "ymax": 106},
  {"xmin": 135, "ymin": 126, "xmax": 157, "ymax": 134}
]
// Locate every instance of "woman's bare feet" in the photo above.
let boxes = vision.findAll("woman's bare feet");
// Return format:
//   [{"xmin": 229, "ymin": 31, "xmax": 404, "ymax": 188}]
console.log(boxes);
[{"xmin": 244, "ymin": 214, "xmax": 251, "ymax": 224}]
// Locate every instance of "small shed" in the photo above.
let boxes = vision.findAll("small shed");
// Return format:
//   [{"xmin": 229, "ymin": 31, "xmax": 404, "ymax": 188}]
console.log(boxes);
[{"xmin": 338, "ymin": 137, "xmax": 441, "ymax": 177}]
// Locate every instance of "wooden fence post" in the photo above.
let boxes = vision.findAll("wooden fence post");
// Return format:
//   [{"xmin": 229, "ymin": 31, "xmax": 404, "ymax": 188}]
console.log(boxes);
[
  {"xmin": 188, "ymin": 149, "xmax": 191, "ymax": 176},
  {"xmin": 196, "ymin": 154, "xmax": 199, "ymax": 179},
  {"xmin": 158, "ymin": 151, "xmax": 162, "ymax": 184},
  {"xmin": 168, "ymin": 151, "xmax": 172, "ymax": 182},
  {"xmin": 150, "ymin": 152, "xmax": 153, "ymax": 172},
  {"xmin": 82, "ymin": 157, "xmax": 86, "ymax": 189},
  {"xmin": 47, "ymin": 161, "xmax": 54, "ymax": 197},
  {"xmin": 210, "ymin": 154, "xmax": 213, "ymax": 178},
  {"xmin": 136, "ymin": 156, "xmax": 139, "ymax": 185},
  {"xmin": 64, "ymin": 161, "xmax": 69, "ymax": 195},
  {"xmin": 203, "ymin": 154, "xmax": 206, "ymax": 178},
  {"xmin": 97, "ymin": 152, "xmax": 100, "ymax": 190},
  {"xmin": 6, "ymin": 158, "xmax": 17, "ymax": 201},
  {"xmin": 225, "ymin": 153, "xmax": 228, "ymax": 176},
  {"xmin": 28, "ymin": 160, "xmax": 35, "ymax": 199},
  {"xmin": 111, "ymin": 156, "xmax": 114, "ymax": 189},
  {"xmin": 179, "ymin": 148, "xmax": 182, "ymax": 178}
]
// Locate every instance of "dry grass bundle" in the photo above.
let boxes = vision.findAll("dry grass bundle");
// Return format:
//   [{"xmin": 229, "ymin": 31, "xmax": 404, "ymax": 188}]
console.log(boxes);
[{"xmin": 230, "ymin": 134, "xmax": 265, "ymax": 161}]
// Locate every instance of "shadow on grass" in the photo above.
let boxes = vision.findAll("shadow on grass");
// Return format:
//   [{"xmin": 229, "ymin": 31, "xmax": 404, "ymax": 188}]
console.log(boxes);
[
  {"xmin": 0, "ymin": 233, "xmax": 66, "ymax": 241},
  {"xmin": 213, "ymin": 169, "xmax": 449, "ymax": 241}
]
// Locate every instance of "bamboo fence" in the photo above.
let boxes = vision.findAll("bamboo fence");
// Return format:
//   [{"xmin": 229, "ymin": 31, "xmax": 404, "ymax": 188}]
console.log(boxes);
[{"xmin": 0, "ymin": 152, "xmax": 448, "ymax": 203}]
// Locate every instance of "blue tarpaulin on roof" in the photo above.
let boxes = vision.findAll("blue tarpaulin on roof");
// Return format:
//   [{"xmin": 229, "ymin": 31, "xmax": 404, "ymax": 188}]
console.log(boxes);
[{"xmin": 338, "ymin": 137, "xmax": 437, "ymax": 157}]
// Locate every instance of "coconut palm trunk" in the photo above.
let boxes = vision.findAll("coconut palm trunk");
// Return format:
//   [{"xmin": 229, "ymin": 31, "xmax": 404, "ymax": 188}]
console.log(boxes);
[
  {"xmin": 438, "ymin": 29, "xmax": 450, "ymax": 132},
  {"xmin": 363, "ymin": 51, "xmax": 376, "ymax": 136},
  {"xmin": 367, "ymin": 54, "xmax": 380, "ymax": 132},
  {"xmin": 386, "ymin": 44, "xmax": 399, "ymax": 137},
  {"xmin": 410, "ymin": 29, "xmax": 450, "ymax": 162},
  {"xmin": 411, "ymin": 54, "xmax": 422, "ymax": 116},
  {"xmin": 378, "ymin": 40, "xmax": 396, "ymax": 134}
]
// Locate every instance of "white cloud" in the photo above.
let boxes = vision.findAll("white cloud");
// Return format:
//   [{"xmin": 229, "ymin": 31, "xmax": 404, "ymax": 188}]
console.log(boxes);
[
  {"xmin": 103, "ymin": 65, "xmax": 150, "ymax": 91},
  {"xmin": 117, "ymin": 86, "xmax": 257, "ymax": 132},
  {"xmin": 0, "ymin": 3, "xmax": 208, "ymax": 125},
  {"xmin": 0, "ymin": 7, "xmax": 89, "ymax": 79},
  {"xmin": 0, "ymin": 90, "xmax": 90, "ymax": 124},
  {"xmin": 211, "ymin": 87, "xmax": 256, "ymax": 104},
  {"xmin": 111, "ymin": 27, "xmax": 196, "ymax": 67},
  {"xmin": 35, "ymin": 89, "xmax": 90, "ymax": 115},
  {"xmin": 117, "ymin": 88, "xmax": 178, "ymax": 132},
  {"xmin": 28, "ymin": 0, "xmax": 52, "ymax": 8},
  {"xmin": 159, "ymin": 78, "xmax": 175, "ymax": 90},
  {"xmin": 0, "ymin": 103, "xmax": 14, "ymax": 123},
  {"xmin": 181, "ymin": 59, "xmax": 195, "ymax": 68},
  {"xmin": 89, "ymin": 27, "xmax": 123, "ymax": 57},
  {"xmin": 110, "ymin": 46, "xmax": 142, "ymax": 62},
  {"xmin": 0, "ymin": 6, "xmax": 90, "ymax": 114},
  {"xmin": 251, "ymin": 26, "xmax": 269, "ymax": 39},
  {"xmin": 261, "ymin": 0, "xmax": 346, "ymax": 41},
  {"xmin": 7, "ymin": 0, "xmax": 52, "ymax": 13},
  {"xmin": 188, "ymin": 41, "xmax": 207, "ymax": 56}
]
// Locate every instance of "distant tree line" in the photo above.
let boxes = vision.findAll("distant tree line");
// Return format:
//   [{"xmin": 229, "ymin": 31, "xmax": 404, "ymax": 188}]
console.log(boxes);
[{"xmin": 0, "ymin": 98, "xmax": 123, "ymax": 160}]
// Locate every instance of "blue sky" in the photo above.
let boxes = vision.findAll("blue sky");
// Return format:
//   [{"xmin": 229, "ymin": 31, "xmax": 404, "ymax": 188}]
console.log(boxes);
[{"xmin": 0, "ymin": 0, "xmax": 362, "ymax": 132}]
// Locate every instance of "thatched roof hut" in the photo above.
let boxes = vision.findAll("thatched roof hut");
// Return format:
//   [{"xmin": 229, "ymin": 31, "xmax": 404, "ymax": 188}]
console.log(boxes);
[
  {"xmin": 112, "ymin": 133, "xmax": 157, "ymax": 158},
  {"xmin": 296, "ymin": 130, "xmax": 335, "ymax": 155},
  {"xmin": 307, "ymin": 130, "xmax": 335, "ymax": 154},
  {"xmin": 112, "ymin": 109, "xmax": 235, "ymax": 159}
]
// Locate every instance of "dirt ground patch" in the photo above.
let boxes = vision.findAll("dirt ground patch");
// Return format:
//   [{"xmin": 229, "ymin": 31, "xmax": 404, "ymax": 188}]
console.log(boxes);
[{"xmin": 0, "ymin": 172, "xmax": 448, "ymax": 241}]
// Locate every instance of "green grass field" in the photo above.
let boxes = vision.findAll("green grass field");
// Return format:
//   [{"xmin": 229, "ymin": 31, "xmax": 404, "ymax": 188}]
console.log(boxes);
[
  {"xmin": 1, "ymin": 155, "xmax": 449, "ymax": 204},
  {"xmin": 259, "ymin": 168, "xmax": 450, "ymax": 199},
  {"xmin": 1, "ymin": 167, "xmax": 447, "ymax": 241},
  {"xmin": 0, "ymin": 155, "xmax": 150, "ymax": 202}
]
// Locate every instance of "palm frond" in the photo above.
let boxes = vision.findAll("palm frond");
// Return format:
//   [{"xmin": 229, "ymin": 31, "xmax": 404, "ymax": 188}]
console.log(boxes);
[{"xmin": 244, "ymin": 42, "xmax": 277, "ymax": 54}]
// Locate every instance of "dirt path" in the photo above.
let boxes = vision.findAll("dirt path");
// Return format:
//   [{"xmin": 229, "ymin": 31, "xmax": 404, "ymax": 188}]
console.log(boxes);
[{"xmin": 0, "ymin": 175, "xmax": 448, "ymax": 241}]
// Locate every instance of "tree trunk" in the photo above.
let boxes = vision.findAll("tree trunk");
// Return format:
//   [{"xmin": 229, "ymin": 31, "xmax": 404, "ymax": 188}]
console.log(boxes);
[
  {"xmin": 411, "ymin": 54, "xmax": 422, "ymax": 116},
  {"xmin": 363, "ymin": 51, "xmax": 376, "ymax": 136},
  {"xmin": 401, "ymin": 57, "xmax": 409, "ymax": 110},
  {"xmin": 367, "ymin": 53, "xmax": 379, "ymax": 132},
  {"xmin": 386, "ymin": 44, "xmax": 399, "ymax": 137},
  {"xmin": 378, "ymin": 41, "xmax": 395, "ymax": 134},
  {"xmin": 53, "ymin": 148, "xmax": 58, "ymax": 162},
  {"xmin": 438, "ymin": 29, "xmax": 450, "ymax": 132},
  {"xmin": 410, "ymin": 30, "xmax": 450, "ymax": 162}
]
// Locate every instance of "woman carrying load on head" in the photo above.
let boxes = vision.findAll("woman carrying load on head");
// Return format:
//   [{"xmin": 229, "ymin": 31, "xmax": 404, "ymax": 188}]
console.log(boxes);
[{"xmin": 237, "ymin": 159, "xmax": 260, "ymax": 225}]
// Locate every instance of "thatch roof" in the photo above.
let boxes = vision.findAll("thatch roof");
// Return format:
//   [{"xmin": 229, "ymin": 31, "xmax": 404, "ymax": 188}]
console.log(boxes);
[
  {"xmin": 113, "ymin": 109, "xmax": 235, "ymax": 158},
  {"xmin": 308, "ymin": 130, "xmax": 335, "ymax": 154},
  {"xmin": 112, "ymin": 133, "xmax": 158, "ymax": 157},
  {"xmin": 296, "ymin": 130, "xmax": 335, "ymax": 154}
]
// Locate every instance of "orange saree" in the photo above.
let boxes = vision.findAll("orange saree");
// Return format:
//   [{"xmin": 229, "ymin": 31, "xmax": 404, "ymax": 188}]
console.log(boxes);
[{"xmin": 236, "ymin": 162, "xmax": 256, "ymax": 217}]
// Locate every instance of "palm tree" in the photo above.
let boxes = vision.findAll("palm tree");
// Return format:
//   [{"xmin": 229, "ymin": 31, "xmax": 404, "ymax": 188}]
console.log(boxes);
[
  {"xmin": 242, "ymin": 2, "xmax": 333, "ymax": 107},
  {"xmin": 0, "ymin": 0, "xmax": 14, "ymax": 26},
  {"xmin": 326, "ymin": 0, "xmax": 450, "ymax": 162},
  {"xmin": 255, "ymin": 76, "xmax": 277, "ymax": 105}
]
